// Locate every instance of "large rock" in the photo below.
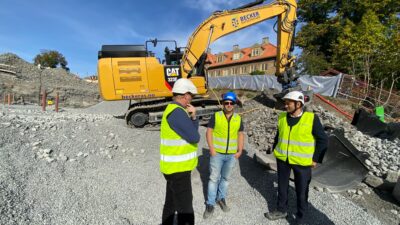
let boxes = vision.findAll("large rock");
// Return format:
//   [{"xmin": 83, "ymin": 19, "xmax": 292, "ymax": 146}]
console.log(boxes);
[{"xmin": 364, "ymin": 174, "xmax": 384, "ymax": 188}]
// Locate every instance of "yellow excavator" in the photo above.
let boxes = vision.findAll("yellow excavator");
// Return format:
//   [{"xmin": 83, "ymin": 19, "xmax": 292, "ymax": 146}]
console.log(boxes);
[{"xmin": 97, "ymin": 0, "xmax": 297, "ymax": 127}]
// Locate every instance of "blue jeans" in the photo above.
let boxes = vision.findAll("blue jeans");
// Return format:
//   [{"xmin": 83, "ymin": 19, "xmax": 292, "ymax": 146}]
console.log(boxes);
[{"xmin": 206, "ymin": 153, "xmax": 236, "ymax": 206}]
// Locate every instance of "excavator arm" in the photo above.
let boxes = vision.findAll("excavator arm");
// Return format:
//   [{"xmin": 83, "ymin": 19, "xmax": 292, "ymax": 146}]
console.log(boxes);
[{"xmin": 181, "ymin": 0, "xmax": 297, "ymax": 85}]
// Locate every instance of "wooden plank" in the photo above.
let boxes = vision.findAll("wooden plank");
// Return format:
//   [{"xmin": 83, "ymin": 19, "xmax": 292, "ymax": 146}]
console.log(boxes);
[
  {"xmin": 0, "ymin": 68, "xmax": 16, "ymax": 74},
  {"xmin": 0, "ymin": 63, "xmax": 16, "ymax": 68}
]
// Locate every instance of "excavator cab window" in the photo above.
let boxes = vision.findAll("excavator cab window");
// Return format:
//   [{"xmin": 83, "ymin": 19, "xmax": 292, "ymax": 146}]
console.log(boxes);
[
  {"xmin": 188, "ymin": 52, "xmax": 207, "ymax": 78},
  {"xmin": 145, "ymin": 39, "xmax": 181, "ymax": 65},
  {"xmin": 164, "ymin": 47, "xmax": 183, "ymax": 65}
]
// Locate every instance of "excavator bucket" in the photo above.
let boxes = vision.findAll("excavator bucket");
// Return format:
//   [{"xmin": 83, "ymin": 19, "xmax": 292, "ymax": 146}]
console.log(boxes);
[
  {"xmin": 311, "ymin": 129, "xmax": 369, "ymax": 192},
  {"xmin": 254, "ymin": 129, "xmax": 369, "ymax": 192}
]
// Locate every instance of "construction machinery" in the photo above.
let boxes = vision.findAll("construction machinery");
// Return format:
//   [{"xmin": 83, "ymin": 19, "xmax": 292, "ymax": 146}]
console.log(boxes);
[{"xmin": 97, "ymin": 0, "xmax": 298, "ymax": 127}]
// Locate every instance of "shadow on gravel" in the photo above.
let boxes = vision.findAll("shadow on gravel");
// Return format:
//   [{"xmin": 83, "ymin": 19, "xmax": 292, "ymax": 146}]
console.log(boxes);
[
  {"xmin": 238, "ymin": 150, "xmax": 334, "ymax": 225},
  {"xmin": 113, "ymin": 114, "xmax": 126, "ymax": 119},
  {"xmin": 238, "ymin": 150, "xmax": 276, "ymax": 211},
  {"xmin": 197, "ymin": 148, "xmax": 211, "ymax": 202},
  {"xmin": 252, "ymin": 91, "xmax": 289, "ymax": 111}
]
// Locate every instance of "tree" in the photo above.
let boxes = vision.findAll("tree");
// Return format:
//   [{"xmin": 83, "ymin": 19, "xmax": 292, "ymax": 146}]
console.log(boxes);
[
  {"xmin": 34, "ymin": 50, "xmax": 68, "ymax": 70},
  {"xmin": 250, "ymin": 70, "xmax": 265, "ymax": 75},
  {"xmin": 335, "ymin": 11, "xmax": 386, "ymax": 92},
  {"xmin": 297, "ymin": 51, "xmax": 330, "ymax": 75},
  {"xmin": 296, "ymin": 0, "xmax": 400, "ymax": 89}
]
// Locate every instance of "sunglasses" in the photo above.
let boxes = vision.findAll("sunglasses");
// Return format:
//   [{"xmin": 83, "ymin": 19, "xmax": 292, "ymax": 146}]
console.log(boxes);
[{"xmin": 223, "ymin": 101, "xmax": 235, "ymax": 106}]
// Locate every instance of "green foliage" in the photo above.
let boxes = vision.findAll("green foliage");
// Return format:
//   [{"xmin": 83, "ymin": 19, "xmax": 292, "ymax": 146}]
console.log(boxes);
[
  {"xmin": 296, "ymin": 0, "xmax": 400, "ymax": 88},
  {"xmin": 334, "ymin": 11, "xmax": 386, "ymax": 77},
  {"xmin": 249, "ymin": 70, "xmax": 265, "ymax": 75},
  {"xmin": 297, "ymin": 51, "xmax": 330, "ymax": 75},
  {"xmin": 34, "ymin": 50, "xmax": 68, "ymax": 69}
]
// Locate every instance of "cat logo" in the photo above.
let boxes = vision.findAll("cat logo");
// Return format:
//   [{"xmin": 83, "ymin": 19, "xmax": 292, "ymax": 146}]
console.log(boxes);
[
  {"xmin": 164, "ymin": 66, "xmax": 182, "ymax": 89},
  {"xmin": 231, "ymin": 17, "xmax": 239, "ymax": 28},
  {"xmin": 166, "ymin": 67, "xmax": 179, "ymax": 77}
]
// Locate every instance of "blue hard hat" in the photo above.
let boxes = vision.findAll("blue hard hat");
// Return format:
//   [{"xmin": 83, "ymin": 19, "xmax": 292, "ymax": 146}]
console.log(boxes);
[{"xmin": 222, "ymin": 92, "xmax": 237, "ymax": 102}]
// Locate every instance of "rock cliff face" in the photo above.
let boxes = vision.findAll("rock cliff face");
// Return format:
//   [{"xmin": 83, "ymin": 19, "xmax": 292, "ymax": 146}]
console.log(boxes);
[{"xmin": 0, "ymin": 53, "xmax": 100, "ymax": 107}]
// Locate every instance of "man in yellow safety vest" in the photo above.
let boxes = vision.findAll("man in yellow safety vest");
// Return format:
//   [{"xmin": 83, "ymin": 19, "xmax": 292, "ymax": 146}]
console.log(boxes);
[
  {"xmin": 203, "ymin": 91, "xmax": 244, "ymax": 219},
  {"xmin": 160, "ymin": 78, "xmax": 200, "ymax": 225},
  {"xmin": 265, "ymin": 91, "xmax": 328, "ymax": 224}
]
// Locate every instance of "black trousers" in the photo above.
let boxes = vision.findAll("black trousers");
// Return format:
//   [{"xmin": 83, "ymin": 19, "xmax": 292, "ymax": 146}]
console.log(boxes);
[
  {"xmin": 276, "ymin": 159, "xmax": 312, "ymax": 220},
  {"xmin": 162, "ymin": 171, "xmax": 194, "ymax": 225}
]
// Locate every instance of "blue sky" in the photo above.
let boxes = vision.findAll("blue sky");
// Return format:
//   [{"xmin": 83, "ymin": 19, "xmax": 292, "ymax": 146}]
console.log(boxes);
[{"xmin": 0, "ymin": 0, "xmax": 285, "ymax": 77}]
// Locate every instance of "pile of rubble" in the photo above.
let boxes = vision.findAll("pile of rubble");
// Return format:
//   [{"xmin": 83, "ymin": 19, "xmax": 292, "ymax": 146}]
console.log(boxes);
[
  {"xmin": 242, "ymin": 95, "xmax": 400, "ymax": 182},
  {"xmin": 0, "ymin": 53, "xmax": 100, "ymax": 107}
]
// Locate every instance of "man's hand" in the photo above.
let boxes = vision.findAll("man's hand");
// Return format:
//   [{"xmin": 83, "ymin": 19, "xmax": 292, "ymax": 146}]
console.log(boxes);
[
  {"xmin": 312, "ymin": 161, "xmax": 317, "ymax": 168},
  {"xmin": 210, "ymin": 149, "xmax": 217, "ymax": 157},
  {"xmin": 234, "ymin": 151, "xmax": 242, "ymax": 159},
  {"xmin": 186, "ymin": 104, "xmax": 196, "ymax": 119}
]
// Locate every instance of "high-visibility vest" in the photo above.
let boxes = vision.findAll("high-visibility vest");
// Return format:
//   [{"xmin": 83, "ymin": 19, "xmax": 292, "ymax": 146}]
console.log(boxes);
[
  {"xmin": 160, "ymin": 104, "xmax": 198, "ymax": 174},
  {"xmin": 213, "ymin": 111, "xmax": 241, "ymax": 154},
  {"xmin": 274, "ymin": 112, "xmax": 315, "ymax": 166}
]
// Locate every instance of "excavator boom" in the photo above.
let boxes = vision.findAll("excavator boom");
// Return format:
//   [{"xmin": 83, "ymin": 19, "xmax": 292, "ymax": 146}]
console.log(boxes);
[{"xmin": 181, "ymin": 0, "xmax": 297, "ymax": 83}]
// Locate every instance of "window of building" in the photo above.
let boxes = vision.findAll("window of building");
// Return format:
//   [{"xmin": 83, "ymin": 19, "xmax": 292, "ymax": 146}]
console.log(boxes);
[
  {"xmin": 251, "ymin": 64, "xmax": 258, "ymax": 72},
  {"xmin": 261, "ymin": 63, "xmax": 268, "ymax": 71},
  {"xmin": 233, "ymin": 53, "xmax": 240, "ymax": 60},
  {"xmin": 251, "ymin": 48, "xmax": 261, "ymax": 57},
  {"xmin": 217, "ymin": 55, "xmax": 224, "ymax": 63},
  {"xmin": 233, "ymin": 67, "xmax": 239, "ymax": 75},
  {"xmin": 223, "ymin": 69, "xmax": 228, "ymax": 76},
  {"xmin": 241, "ymin": 66, "xmax": 248, "ymax": 74}
]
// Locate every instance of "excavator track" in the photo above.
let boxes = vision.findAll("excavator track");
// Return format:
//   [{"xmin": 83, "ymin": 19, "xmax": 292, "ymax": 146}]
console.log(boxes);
[{"xmin": 125, "ymin": 98, "xmax": 221, "ymax": 128}]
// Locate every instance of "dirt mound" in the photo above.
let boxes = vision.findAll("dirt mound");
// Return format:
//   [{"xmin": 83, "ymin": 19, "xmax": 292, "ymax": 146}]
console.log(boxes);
[{"xmin": 0, "ymin": 53, "xmax": 100, "ymax": 107}]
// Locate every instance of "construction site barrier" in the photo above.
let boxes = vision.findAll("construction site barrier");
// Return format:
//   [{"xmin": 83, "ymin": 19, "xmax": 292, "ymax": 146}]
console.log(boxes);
[{"xmin": 208, "ymin": 75, "xmax": 342, "ymax": 97}]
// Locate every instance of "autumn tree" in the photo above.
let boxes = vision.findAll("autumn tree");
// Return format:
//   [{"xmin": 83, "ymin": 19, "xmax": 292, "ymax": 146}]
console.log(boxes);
[{"xmin": 34, "ymin": 50, "xmax": 68, "ymax": 70}]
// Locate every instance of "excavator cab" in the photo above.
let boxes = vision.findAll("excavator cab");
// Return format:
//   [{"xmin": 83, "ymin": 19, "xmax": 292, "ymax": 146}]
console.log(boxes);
[{"xmin": 164, "ymin": 47, "xmax": 183, "ymax": 66}]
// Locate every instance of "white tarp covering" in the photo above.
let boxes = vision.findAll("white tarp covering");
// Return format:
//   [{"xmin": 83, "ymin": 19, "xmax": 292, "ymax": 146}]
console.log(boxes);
[{"xmin": 208, "ymin": 74, "xmax": 342, "ymax": 97}]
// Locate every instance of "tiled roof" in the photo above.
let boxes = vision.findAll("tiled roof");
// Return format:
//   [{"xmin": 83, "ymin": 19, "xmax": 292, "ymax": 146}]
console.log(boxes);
[
  {"xmin": 206, "ymin": 43, "xmax": 277, "ymax": 68},
  {"xmin": 320, "ymin": 68, "xmax": 346, "ymax": 76}
]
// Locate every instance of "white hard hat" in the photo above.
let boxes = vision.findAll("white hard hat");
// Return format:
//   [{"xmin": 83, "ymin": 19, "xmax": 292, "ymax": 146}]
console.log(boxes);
[
  {"xmin": 172, "ymin": 78, "xmax": 198, "ymax": 94},
  {"xmin": 282, "ymin": 91, "xmax": 304, "ymax": 105}
]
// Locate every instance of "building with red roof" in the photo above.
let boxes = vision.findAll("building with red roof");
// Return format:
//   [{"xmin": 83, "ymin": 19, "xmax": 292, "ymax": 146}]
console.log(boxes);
[{"xmin": 205, "ymin": 37, "xmax": 277, "ymax": 76}]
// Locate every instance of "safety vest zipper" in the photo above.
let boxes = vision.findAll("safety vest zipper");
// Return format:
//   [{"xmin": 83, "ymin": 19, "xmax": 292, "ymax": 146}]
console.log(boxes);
[
  {"xmin": 286, "ymin": 126, "xmax": 292, "ymax": 161},
  {"xmin": 226, "ymin": 116, "xmax": 231, "ymax": 153}
]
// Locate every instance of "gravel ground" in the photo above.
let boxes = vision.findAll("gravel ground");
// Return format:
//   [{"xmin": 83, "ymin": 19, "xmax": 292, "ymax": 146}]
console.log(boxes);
[{"xmin": 0, "ymin": 102, "xmax": 395, "ymax": 225}]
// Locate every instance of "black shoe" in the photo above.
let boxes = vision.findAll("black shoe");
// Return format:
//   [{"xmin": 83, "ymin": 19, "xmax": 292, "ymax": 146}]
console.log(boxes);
[
  {"xmin": 264, "ymin": 210, "xmax": 288, "ymax": 220},
  {"xmin": 203, "ymin": 204, "xmax": 214, "ymax": 219},
  {"xmin": 217, "ymin": 198, "xmax": 230, "ymax": 212}
]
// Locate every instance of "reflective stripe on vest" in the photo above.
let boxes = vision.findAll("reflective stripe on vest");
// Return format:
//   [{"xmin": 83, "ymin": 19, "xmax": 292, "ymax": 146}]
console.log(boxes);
[
  {"xmin": 213, "ymin": 111, "xmax": 241, "ymax": 154},
  {"xmin": 278, "ymin": 138, "xmax": 315, "ymax": 147},
  {"xmin": 274, "ymin": 112, "xmax": 315, "ymax": 166},
  {"xmin": 160, "ymin": 152, "xmax": 197, "ymax": 162},
  {"xmin": 275, "ymin": 146, "xmax": 314, "ymax": 158},
  {"xmin": 161, "ymin": 139, "xmax": 190, "ymax": 146},
  {"xmin": 160, "ymin": 104, "xmax": 198, "ymax": 174}
]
